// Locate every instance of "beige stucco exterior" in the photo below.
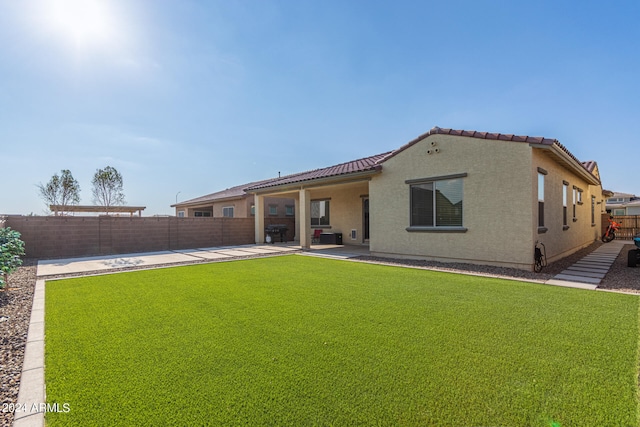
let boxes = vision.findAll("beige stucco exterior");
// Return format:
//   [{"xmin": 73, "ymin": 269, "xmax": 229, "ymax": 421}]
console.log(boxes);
[
  {"xmin": 176, "ymin": 195, "xmax": 294, "ymax": 219},
  {"xmin": 182, "ymin": 128, "xmax": 603, "ymax": 271},
  {"xmin": 529, "ymin": 149, "xmax": 605, "ymax": 263},
  {"xmin": 252, "ymin": 179, "xmax": 372, "ymax": 248},
  {"xmin": 368, "ymin": 134, "xmax": 604, "ymax": 270}
]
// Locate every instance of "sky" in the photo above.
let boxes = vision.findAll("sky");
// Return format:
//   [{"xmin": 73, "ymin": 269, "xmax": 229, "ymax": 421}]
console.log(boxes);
[{"xmin": 1, "ymin": 0, "xmax": 639, "ymax": 216}]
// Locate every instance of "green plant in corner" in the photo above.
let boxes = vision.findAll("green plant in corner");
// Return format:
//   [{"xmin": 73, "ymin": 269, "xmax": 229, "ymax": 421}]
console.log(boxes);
[{"xmin": 0, "ymin": 227, "xmax": 25, "ymax": 290}]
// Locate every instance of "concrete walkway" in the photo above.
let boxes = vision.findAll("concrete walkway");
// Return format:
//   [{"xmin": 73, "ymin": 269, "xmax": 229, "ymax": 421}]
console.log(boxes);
[
  {"xmin": 36, "ymin": 244, "xmax": 302, "ymax": 277},
  {"xmin": 546, "ymin": 240, "xmax": 627, "ymax": 290}
]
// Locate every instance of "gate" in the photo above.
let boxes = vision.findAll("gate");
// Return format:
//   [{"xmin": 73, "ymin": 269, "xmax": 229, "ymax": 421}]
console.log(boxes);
[{"xmin": 609, "ymin": 215, "xmax": 640, "ymax": 240}]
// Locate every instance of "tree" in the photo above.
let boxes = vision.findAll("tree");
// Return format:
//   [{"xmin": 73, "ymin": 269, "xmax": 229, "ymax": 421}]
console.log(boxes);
[
  {"xmin": 37, "ymin": 169, "xmax": 81, "ymax": 215},
  {"xmin": 0, "ymin": 227, "xmax": 25, "ymax": 290},
  {"xmin": 92, "ymin": 166, "xmax": 125, "ymax": 214}
]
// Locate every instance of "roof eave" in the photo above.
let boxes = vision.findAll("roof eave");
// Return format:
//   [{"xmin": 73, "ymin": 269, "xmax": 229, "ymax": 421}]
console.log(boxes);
[
  {"xmin": 172, "ymin": 194, "xmax": 248, "ymax": 208},
  {"xmin": 247, "ymin": 168, "xmax": 382, "ymax": 194},
  {"xmin": 531, "ymin": 143, "xmax": 600, "ymax": 186}
]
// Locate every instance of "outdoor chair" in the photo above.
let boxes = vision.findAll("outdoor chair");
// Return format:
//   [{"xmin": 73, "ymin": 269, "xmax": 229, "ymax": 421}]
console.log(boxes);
[{"xmin": 312, "ymin": 229, "xmax": 322, "ymax": 243}]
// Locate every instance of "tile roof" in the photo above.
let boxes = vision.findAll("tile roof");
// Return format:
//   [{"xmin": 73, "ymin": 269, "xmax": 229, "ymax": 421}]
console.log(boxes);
[
  {"xmin": 582, "ymin": 161, "xmax": 597, "ymax": 173},
  {"xmin": 246, "ymin": 152, "xmax": 391, "ymax": 191},
  {"xmin": 174, "ymin": 178, "xmax": 274, "ymax": 206},
  {"xmin": 179, "ymin": 126, "xmax": 600, "ymax": 203},
  {"xmin": 379, "ymin": 126, "xmax": 598, "ymax": 182}
]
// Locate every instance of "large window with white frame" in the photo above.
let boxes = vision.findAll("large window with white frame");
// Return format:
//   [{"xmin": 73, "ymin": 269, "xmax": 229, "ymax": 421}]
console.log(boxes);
[{"xmin": 407, "ymin": 174, "xmax": 465, "ymax": 229}]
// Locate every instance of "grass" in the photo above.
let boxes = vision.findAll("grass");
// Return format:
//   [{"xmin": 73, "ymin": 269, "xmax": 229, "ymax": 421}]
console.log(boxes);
[{"xmin": 45, "ymin": 255, "xmax": 639, "ymax": 426}]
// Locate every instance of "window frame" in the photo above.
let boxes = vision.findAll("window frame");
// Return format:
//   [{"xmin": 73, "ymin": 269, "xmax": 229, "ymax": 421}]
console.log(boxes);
[
  {"xmin": 222, "ymin": 206, "xmax": 234, "ymax": 218},
  {"xmin": 537, "ymin": 169, "xmax": 547, "ymax": 232},
  {"xmin": 405, "ymin": 173, "xmax": 467, "ymax": 233},
  {"xmin": 311, "ymin": 199, "xmax": 330, "ymax": 227},
  {"xmin": 562, "ymin": 181, "xmax": 569, "ymax": 230}
]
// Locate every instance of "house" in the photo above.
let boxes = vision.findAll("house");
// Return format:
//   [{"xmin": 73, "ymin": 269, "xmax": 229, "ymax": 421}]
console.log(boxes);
[
  {"xmin": 172, "ymin": 179, "xmax": 295, "ymax": 219},
  {"xmin": 244, "ymin": 126, "xmax": 605, "ymax": 271},
  {"xmin": 606, "ymin": 192, "xmax": 640, "ymax": 215}
]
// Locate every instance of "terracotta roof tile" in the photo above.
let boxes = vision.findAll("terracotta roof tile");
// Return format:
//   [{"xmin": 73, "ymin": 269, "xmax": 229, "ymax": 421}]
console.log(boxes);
[
  {"xmin": 582, "ymin": 160, "xmax": 597, "ymax": 172},
  {"xmin": 182, "ymin": 126, "xmax": 599, "ymax": 203},
  {"xmin": 378, "ymin": 126, "xmax": 598, "ymax": 182},
  {"xmin": 246, "ymin": 152, "xmax": 390, "ymax": 191},
  {"xmin": 174, "ymin": 178, "xmax": 276, "ymax": 206}
]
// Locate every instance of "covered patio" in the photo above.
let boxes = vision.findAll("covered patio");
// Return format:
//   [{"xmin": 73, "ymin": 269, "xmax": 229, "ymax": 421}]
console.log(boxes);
[{"xmin": 246, "ymin": 152, "xmax": 390, "ymax": 249}]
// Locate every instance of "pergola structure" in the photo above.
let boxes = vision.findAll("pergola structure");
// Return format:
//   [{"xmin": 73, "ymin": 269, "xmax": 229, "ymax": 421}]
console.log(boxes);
[{"xmin": 49, "ymin": 205, "xmax": 146, "ymax": 217}]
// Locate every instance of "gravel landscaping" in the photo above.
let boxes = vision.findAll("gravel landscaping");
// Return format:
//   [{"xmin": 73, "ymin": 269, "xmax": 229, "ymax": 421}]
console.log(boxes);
[
  {"xmin": 1, "ymin": 242, "xmax": 638, "ymax": 427},
  {"xmin": 0, "ymin": 260, "xmax": 36, "ymax": 427}
]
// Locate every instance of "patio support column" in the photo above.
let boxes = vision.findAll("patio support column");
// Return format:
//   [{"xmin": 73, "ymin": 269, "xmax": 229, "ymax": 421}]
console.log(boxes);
[
  {"xmin": 254, "ymin": 194, "xmax": 265, "ymax": 244},
  {"xmin": 299, "ymin": 188, "xmax": 311, "ymax": 249}
]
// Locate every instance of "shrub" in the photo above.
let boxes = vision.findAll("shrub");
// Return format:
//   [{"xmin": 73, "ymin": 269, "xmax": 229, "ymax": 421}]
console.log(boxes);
[{"xmin": 0, "ymin": 227, "xmax": 26, "ymax": 289}]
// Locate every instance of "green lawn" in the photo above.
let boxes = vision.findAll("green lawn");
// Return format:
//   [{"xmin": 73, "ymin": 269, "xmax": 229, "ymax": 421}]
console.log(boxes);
[{"xmin": 45, "ymin": 255, "xmax": 639, "ymax": 426}]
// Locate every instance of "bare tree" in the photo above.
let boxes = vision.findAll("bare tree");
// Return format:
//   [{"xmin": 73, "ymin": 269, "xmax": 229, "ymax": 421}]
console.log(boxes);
[
  {"xmin": 92, "ymin": 166, "xmax": 125, "ymax": 214},
  {"xmin": 37, "ymin": 169, "xmax": 81, "ymax": 215}
]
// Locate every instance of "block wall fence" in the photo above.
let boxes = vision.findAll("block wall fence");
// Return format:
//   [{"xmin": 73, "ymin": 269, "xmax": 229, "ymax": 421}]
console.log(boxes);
[{"xmin": 2, "ymin": 215, "xmax": 296, "ymax": 259}]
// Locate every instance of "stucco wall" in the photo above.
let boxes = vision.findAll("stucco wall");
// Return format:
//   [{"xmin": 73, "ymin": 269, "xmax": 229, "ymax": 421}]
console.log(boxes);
[
  {"xmin": 306, "ymin": 181, "xmax": 370, "ymax": 245},
  {"xmin": 369, "ymin": 134, "xmax": 602, "ymax": 270},
  {"xmin": 370, "ymin": 134, "xmax": 535, "ymax": 269},
  {"xmin": 182, "ymin": 196, "xmax": 294, "ymax": 219},
  {"xmin": 530, "ymin": 150, "xmax": 604, "ymax": 263}
]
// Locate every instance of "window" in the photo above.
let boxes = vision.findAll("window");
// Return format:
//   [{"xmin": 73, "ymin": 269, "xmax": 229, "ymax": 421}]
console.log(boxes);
[
  {"xmin": 222, "ymin": 207, "xmax": 234, "ymax": 218},
  {"xmin": 577, "ymin": 189, "xmax": 583, "ymax": 204},
  {"xmin": 269, "ymin": 205, "xmax": 278, "ymax": 216},
  {"xmin": 591, "ymin": 196, "xmax": 595, "ymax": 225},
  {"xmin": 562, "ymin": 182, "xmax": 568, "ymax": 228},
  {"xmin": 250, "ymin": 204, "xmax": 255, "ymax": 216},
  {"xmin": 409, "ymin": 176, "xmax": 464, "ymax": 228},
  {"xmin": 311, "ymin": 200, "xmax": 330, "ymax": 226},
  {"xmin": 538, "ymin": 172, "xmax": 545, "ymax": 228},
  {"xmin": 285, "ymin": 205, "xmax": 295, "ymax": 216},
  {"xmin": 572, "ymin": 187, "xmax": 577, "ymax": 221},
  {"xmin": 194, "ymin": 211, "xmax": 211, "ymax": 217},
  {"xmin": 613, "ymin": 208, "xmax": 626, "ymax": 216},
  {"xmin": 177, "ymin": 211, "xmax": 185, "ymax": 218}
]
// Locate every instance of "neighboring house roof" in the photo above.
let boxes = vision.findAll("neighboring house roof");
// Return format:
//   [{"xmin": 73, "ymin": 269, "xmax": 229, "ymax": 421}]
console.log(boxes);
[
  {"xmin": 608, "ymin": 192, "xmax": 638, "ymax": 199},
  {"xmin": 246, "ymin": 152, "xmax": 392, "ymax": 191},
  {"xmin": 173, "ymin": 178, "xmax": 276, "ymax": 207}
]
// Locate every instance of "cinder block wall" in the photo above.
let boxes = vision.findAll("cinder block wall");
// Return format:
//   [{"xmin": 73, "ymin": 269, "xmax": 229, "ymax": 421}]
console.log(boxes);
[{"xmin": 3, "ymin": 216, "xmax": 274, "ymax": 259}]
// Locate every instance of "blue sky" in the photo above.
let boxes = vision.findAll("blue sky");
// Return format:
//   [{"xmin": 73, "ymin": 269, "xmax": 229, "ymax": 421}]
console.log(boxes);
[{"xmin": 2, "ymin": 0, "xmax": 638, "ymax": 215}]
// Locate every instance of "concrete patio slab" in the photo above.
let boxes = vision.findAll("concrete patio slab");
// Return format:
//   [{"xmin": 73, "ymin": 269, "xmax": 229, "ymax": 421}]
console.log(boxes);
[
  {"xmin": 560, "ymin": 269, "xmax": 607, "ymax": 278},
  {"xmin": 37, "ymin": 251, "xmax": 200, "ymax": 276},
  {"xmin": 544, "ymin": 279, "xmax": 598, "ymax": 290},
  {"xmin": 553, "ymin": 274, "xmax": 602, "ymax": 284},
  {"xmin": 566, "ymin": 265, "xmax": 609, "ymax": 273},
  {"xmin": 215, "ymin": 249, "xmax": 263, "ymax": 257},
  {"xmin": 186, "ymin": 251, "xmax": 233, "ymax": 260}
]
